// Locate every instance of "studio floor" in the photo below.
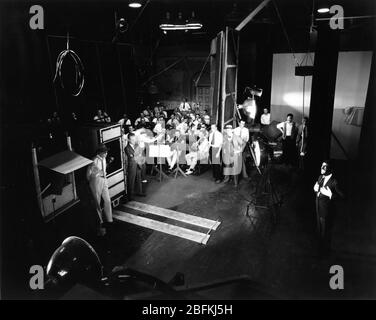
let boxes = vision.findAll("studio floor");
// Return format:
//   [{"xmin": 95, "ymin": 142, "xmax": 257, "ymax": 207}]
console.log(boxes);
[
  {"xmin": 4, "ymin": 163, "xmax": 376, "ymax": 299},
  {"xmin": 96, "ymin": 163, "xmax": 376, "ymax": 299}
]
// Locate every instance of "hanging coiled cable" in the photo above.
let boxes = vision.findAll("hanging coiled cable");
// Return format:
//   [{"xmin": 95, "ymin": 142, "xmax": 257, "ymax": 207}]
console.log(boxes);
[{"xmin": 53, "ymin": 33, "xmax": 84, "ymax": 96}]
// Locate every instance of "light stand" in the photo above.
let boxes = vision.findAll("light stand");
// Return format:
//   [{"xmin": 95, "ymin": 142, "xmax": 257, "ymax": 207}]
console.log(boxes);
[{"xmin": 245, "ymin": 156, "xmax": 282, "ymax": 229}]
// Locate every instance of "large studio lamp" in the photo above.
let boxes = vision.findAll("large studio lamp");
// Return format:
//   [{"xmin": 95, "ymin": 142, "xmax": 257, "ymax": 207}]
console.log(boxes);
[
  {"xmin": 241, "ymin": 97, "xmax": 257, "ymax": 120},
  {"xmin": 238, "ymin": 86, "xmax": 263, "ymax": 122},
  {"xmin": 46, "ymin": 236, "xmax": 103, "ymax": 289}
]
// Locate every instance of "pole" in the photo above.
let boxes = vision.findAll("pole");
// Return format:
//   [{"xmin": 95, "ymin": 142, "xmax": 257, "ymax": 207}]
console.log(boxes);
[{"xmin": 32, "ymin": 145, "xmax": 44, "ymax": 217}]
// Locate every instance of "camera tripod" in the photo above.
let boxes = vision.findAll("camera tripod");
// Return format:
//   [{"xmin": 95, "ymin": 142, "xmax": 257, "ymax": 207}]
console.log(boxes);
[{"xmin": 246, "ymin": 163, "xmax": 282, "ymax": 229}]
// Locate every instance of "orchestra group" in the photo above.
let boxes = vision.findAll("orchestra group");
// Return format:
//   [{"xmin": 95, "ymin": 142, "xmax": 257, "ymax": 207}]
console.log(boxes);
[{"xmin": 85, "ymin": 99, "xmax": 343, "ymax": 256}]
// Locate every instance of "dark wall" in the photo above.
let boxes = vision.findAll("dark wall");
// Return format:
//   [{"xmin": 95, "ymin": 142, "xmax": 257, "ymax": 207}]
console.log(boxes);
[{"xmin": 1, "ymin": 1, "xmax": 137, "ymax": 126}]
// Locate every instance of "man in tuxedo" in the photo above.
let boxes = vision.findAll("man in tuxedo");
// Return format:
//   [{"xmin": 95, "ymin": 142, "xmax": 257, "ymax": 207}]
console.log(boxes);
[
  {"xmin": 313, "ymin": 160, "xmax": 344, "ymax": 255},
  {"xmin": 124, "ymin": 133, "xmax": 145, "ymax": 201}
]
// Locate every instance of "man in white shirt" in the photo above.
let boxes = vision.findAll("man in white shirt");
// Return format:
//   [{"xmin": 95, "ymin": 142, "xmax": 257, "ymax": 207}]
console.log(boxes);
[
  {"xmin": 135, "ymin": 113, "xmax": 150, "ymax": 127},
  {"xmin": 209, "ymin": 123, "xmax": 223, "ymax": 183},
  {"xmin": 118, "ymin": 113, "xmax": 131, "ymax": 127},
  {"xmin": 234, "ymin": 120, "xmax": 249, "ymax": 145},
  {"xmin": 166, "ymin": 114, "xmax": 180, "ymax": 129},
  {"xmin": 260, "ymin": 108, "xmax": 271, "ymax": 126},
  {"xmin": 179, "ymin": 98, "xmax": 191, "ymax": 112},
  {"xmin": 176, "ymin": 117, "xmax": 189, "ymax": 134},
  {"xmin": 276, "ymin": 113, "xmax": 298, "ymax": 166},
  {"xmin": 86, "ymin": 144, "xmax": 113, "ymax": 236},
  {"xmin": 185, "ymin": 130, "xmax": 209, "ymax": 175},
  {"xmin": 94, "ymin": 109, "xmax": 111, "ymax": 123}
]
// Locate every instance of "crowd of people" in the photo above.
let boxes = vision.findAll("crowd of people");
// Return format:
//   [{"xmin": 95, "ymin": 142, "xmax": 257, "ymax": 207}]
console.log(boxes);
[
  {"xmin": 112, "ymin": 103, "xmax": 311, "ymax": 202},
  {"xmin": 119, "ymin": 102, "xmax": 251, "ymax": 202},
  {"xmin": 86, "ymin": 102, "xmax": 343, "ymax": 258}
]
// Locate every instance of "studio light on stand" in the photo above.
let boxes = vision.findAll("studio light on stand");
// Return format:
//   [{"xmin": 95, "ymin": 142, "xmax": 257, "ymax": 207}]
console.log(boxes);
[
  {"xmin": 238, "ymin": 86, "xmax": 263, "ymax": 124},
  {"xmin": 242, "ymin": 97, "xmax": 257, "ymax": 122},
  {"xmin": 112, "ymin": 12, "xmax": 128, "ymax": 43}
]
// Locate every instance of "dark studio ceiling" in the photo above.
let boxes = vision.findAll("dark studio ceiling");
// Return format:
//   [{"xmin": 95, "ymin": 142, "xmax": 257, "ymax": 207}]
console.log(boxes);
[{"xmin": 3, "ymin": 0, "xmax": 376, "ymax": 52}]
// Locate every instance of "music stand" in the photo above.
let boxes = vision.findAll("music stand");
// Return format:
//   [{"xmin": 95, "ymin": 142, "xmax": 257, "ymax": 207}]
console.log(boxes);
[
  {"xmin": 149, "ymin": 144, "xmax": 170, "ymax": 182},
  {"xmin": 171, "ymin": 144, "xmax": 187, "ymax": 179}
]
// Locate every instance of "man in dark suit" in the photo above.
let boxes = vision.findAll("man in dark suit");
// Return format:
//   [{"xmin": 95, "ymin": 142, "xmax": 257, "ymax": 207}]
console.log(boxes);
[
  {"xmin": 124, "ymin": 133, "xmax": 145, "ymax": 201},
  {"xmin": 313, "ymin": 160, "xmax": 344, "ymax": 255}
]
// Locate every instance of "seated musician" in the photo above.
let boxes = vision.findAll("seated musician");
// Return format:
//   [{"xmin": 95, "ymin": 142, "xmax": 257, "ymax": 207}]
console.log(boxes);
[
  {"xmin": 166, "ymin": 129, "xmax": 185, "ymax": 171},
  {"xmin": 185, "ymin": 129, "xmax": 209, "ymax": 175},
  {"xmin": 93, "ymin": 109, "xmax": 111, "ymax": 123}
]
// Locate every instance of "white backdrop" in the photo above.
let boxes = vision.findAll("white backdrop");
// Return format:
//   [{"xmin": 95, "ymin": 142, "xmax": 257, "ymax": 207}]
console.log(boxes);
[{"xmin": 270, "ymin": 51, "xmax": 372, "ymax": 160}]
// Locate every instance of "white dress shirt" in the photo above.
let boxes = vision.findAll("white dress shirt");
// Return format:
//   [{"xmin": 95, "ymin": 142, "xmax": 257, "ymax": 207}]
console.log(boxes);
[
  {"xmin": 233, "ymin": 126, "xmax": 249, "ymax": 143},
  {"xmin": 179, "ymin": 102, "xmax": 191, "ymax": 112},
  {"xmin": 209, "ymin": 131, "xmax": 223, "ymax": 148},
  {"xmin": 261, "ymin": 113, "xmax": 270, "ymax": 125},
  {"xmin": 118, "ymin": 118, "xmax": 131, "ymax": 126},
  {"xmin": 277, "ymin": 121, "xmax": 294, "ymax": 136},
  {"xmin": 87, "ymin": 155, "xmax": 107, "ymax": 180},
  {"xmin": 314, "ymin": 174, "xmax": 333, "ymax": 199}
]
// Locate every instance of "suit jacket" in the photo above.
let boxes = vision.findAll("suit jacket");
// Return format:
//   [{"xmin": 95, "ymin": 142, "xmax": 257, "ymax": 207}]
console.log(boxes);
[
  {"xmin": 315, "ymin": 174, "xmax": 344, "ymax": 218},
  {"xmin": 124, "ymin": 144, "xmax": 137, "ymax": 170}
]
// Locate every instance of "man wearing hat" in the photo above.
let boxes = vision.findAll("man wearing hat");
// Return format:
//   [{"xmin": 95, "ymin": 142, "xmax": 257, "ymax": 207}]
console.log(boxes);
[{"xmin": 86, "ymin": 144, "xmax": 113, "ymax": 236}]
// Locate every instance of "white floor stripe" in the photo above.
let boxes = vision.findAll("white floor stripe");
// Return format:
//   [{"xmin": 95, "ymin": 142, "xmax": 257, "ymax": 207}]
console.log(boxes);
[
  {"xmin": 113, "ymin": 210, "xmax": 210, "ymax": 245},
  {"xmin": 122, "ymin": 201, "xmax": 221, "ymax": 230}
]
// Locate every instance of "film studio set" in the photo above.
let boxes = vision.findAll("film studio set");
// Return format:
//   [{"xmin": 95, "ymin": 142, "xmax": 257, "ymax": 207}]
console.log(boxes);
[{"xmin": 1, "ymin": 0, "xmax": 375, "ymax": 300}]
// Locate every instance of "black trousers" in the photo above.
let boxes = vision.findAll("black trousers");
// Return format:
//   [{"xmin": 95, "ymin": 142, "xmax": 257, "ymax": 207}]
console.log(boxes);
[
  {"xmin": 210, "ymin": 147, "xmax": 222, "ymax": 181},
  {"xmin": 315, "ymin": 197, "xmax": 334, "ymax": 253},
  {"xmin": 127, "ymin": 162, "xmax": 142, "ymax": 198},
  {"xmin": 282, "ymin": 136, "xmax": 297, "ymax": 166}
]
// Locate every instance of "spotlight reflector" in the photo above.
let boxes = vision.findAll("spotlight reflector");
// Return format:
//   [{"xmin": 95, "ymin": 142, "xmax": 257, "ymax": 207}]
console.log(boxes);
[{"xmin": 243, "ymin": 98, "xmax": 257, "ymax": 119}]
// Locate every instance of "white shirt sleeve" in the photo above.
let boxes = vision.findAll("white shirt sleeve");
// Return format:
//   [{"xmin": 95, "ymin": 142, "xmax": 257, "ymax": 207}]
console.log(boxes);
[{"xmin": 276, "ymin": 122, "xmax": 284, "ymax": 131}]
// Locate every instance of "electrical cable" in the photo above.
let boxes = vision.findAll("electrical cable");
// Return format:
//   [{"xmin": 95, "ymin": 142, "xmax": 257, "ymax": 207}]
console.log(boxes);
[{"xmin": 53, "ymin": 33, "xmax": 85, "ymax": 96}]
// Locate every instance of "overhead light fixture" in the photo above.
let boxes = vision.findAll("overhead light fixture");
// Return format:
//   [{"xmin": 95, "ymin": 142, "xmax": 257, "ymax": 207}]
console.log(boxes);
[
  {"xmin": 129, "ymin": 1, "xmax": 142, "ymax": 8},
  {"xmin": 159, "ymin": 11, "xmax": 203, "ymax": 31},
  {"xmin": 317, "ymin": 2, "xmax": 330, "ymax": 13},
  {"xmin": 186, "ymin": 11, "xmax": 203, "ymax": 29}
]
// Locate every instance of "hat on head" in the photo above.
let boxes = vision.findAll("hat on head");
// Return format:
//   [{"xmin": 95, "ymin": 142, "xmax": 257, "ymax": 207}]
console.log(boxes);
[
  {"xmin": 96, "ymin": 144, "xmax": 109, "ymax": 155},
  {"xmin": 225, "ymin": 124, "xmax": 233, "ymax": 130}
]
